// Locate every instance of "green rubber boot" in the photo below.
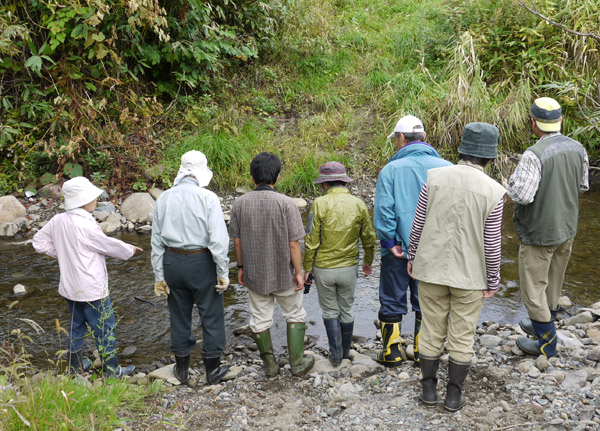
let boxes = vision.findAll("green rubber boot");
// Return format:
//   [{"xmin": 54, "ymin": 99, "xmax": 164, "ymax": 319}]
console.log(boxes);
[
  {"xmin": 287, "ymin": 322, "xmax": 314, "ymax": 376},
  {"xmin": 251, "ymin": 329, "xmax": 280, "ymax": 378}
]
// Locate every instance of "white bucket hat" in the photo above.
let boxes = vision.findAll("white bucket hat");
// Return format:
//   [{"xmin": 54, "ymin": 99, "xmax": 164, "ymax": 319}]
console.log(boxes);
[
  {"xmin": 173, "ymin": 150, "xmax": 213, "ymax": 187},
  {"xmin": 62, "ymin": 177, "xmax": 104, "ymax": 210}
]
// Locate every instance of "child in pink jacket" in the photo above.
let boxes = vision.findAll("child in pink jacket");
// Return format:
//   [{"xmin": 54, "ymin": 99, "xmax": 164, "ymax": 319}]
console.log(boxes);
[{"xmin": 33, "ymin": 177, "xmax": 141, "ymax": 377}]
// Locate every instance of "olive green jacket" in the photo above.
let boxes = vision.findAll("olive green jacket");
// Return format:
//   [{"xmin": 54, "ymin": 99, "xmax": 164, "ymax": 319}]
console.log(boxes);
[{"xmin": 303, "ymin": 187, "xmax": 376, "ymax": 271}]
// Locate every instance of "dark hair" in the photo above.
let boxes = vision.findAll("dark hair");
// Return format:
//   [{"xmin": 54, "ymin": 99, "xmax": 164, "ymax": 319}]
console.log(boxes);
[
  {"xmin": 250, "ymin": 152, "xmax": 281, "ymax": 185},
  {"xmin": 398, "ymin": 132, "xmax": 425, "ymax": 143},
  {"xmin": 323, "ymin": 180, "xmax": 347, "ymax": 187},
  {"xmin": 459, "ymin": 153, "xmax": 492, "ymax": 167}
]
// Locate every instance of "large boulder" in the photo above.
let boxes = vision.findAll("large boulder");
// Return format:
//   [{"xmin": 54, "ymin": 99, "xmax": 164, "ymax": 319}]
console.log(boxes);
[
  {"xmin": 0, "ymin": 196, "xmax": 26, "ymax": 224},
  {"xmin": 120, "ymin": 193, "xmax": 155, "ymax": 222}
]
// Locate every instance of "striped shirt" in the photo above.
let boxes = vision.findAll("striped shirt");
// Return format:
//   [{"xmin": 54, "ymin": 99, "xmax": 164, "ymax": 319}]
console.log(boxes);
[{"xmin": 407, "ymin": 184, "xmax": 504, "ymax": 290}]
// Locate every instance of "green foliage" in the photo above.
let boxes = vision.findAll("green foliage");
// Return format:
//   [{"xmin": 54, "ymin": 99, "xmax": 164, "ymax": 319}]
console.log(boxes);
[{"xmin": 0, "ymin": 0, "xmax": 285, "ymax": 191}]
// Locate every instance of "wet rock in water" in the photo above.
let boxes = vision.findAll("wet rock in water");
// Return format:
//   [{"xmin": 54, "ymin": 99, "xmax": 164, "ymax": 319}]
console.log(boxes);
[
  {"xmin": 563, "ymin": 311, "xmax": 594, "ymax": 326},
  {"xmin": 148, "ymin": 364, "xmax": 175, "ymax": 381},
  {"xmin": 13, "ymin": 284, "xmax": 27, "ymax": 295},
  {"xmin": 100, "ymin": 221, "xmax": 120, "ymax": 235},
  {"xmin": 136, "ymin": 225, "xmax": 152, "ymax": 233},
  {"xmin": 121, "ymin": 345, "xmax": 137, "ymax": 356},
  {"xmin": 0, "ymin": 196, "xmax": 26, "ymax": 224},
  {"xmin": 121, "ymin": 193, "xmax": 155, "ymax": 222},
  {"xmin": 293, "ymin": 198, "xmax": 307, "ymax": 209},
  {"xmin": 0, "ymin": 222, "xmax": 19, "ymax": 237},
  {"xmin": 148, "ymin": 187, "xmax": 164, "ymax": 201},
  {"xmin": 558, "ymin": 296, "xmax": 572, "ymax": 309}
]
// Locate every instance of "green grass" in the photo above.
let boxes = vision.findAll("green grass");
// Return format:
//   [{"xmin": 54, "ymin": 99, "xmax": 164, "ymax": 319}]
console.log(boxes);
[
  {"xmin": 0, "ymin": 373, "xmax": 162, "ymax": 431},
  {"xmin": 152, "ymin": 0, "xmax": 599, "ymax": 196}
]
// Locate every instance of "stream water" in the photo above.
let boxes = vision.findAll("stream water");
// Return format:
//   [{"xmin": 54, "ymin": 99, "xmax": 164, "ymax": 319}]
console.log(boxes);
[{"xmin": 1, "ymin": 192, "xmax": 598, "ymax": 369}]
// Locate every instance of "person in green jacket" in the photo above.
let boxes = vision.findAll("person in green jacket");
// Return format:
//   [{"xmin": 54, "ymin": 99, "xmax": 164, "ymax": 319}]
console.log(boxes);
[{"xmin": 303, "ymin": 162, "xmax": 377, "ymax": 365}]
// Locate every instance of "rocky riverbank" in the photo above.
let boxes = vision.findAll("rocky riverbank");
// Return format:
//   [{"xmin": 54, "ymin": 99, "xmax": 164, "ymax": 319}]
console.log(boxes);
[{"xmin": 113, "ymin": 302, "xmax": 600, "ymax": 431}]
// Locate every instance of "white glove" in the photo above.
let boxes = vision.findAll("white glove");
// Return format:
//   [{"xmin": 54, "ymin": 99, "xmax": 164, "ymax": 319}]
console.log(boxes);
[{"xmin": 216, "ymin": 277, "xmax": 230, "ymax": 294}]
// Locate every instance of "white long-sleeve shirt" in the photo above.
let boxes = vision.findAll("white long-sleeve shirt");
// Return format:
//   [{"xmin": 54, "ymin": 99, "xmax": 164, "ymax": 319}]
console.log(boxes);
[
  {"xmin": 32, "ymin": 208, "xmax": 136, "ymax": 301},
  {"xmin": 151, "ymin": 177, "xmax": 230, "ymax": 281}
]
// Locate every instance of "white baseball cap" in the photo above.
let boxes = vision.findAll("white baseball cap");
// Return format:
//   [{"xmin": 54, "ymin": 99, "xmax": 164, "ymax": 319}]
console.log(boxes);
[
  {"xmin": 173, "ymin": 150, "xmax": 213, "ymax": 187},
  {"xmin": 387, "ymin": 115, "xmax": 425, "ymax": 139},
  {"xmin": 62, "ymin": 177, "xmax": 104, "ymax": 210}
]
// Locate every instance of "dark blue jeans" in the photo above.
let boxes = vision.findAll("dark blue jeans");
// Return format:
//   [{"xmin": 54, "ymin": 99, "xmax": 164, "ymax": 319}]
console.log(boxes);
[
  {"xmin": 378, "ymin": 253, "xmax": 420, "ymax": 321},
  {"xmin": 66, "ymin": 297, "xmax": 117, "ymax": 363},
  {"xmin": 164, "ymin": 250, "xmax": 225, "ymax": 357}
]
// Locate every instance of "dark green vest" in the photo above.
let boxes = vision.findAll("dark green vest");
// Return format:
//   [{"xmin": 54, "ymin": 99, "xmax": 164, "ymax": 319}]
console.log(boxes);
[{"xmin": 514, "ymin": 133, "xmax": 586, "ymax": 245}]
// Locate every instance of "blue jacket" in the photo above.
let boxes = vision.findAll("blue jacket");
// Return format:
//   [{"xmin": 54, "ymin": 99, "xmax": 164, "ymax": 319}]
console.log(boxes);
[{"xmin": 374, "ymin": 142, "xmax": 452, "ymax": 256}]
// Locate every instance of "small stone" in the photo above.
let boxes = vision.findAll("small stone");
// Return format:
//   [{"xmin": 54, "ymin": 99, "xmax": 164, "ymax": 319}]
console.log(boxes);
[
  {"xmin": 528, "ymin": 367, "xmax": 541, "ymax": 378},
  {"xmin": 479, "ymin": 334, "xmax": 503, "ymax": 348},
  {"xmin": 563, "ymin": 312, "xmax": 594, "ymax": 325},
  {"xmin": 235, "ymin": 187, "xmax": 250, "ymax": 194},
  {"xmin": 93, "ymin": 210, "xmax": 110, "ymax": 222},
  {"xmin": 293, "ymin": 198, "xmax": 307, "ymax": 209},
  {"xmin": 166, "ymin": 377, "xmax": 181, "ymax": 386},
  {"xmin": 587, "ymin": 348, "xmax": 600, "ymax": 362},
  {"xmin": 536, "ymin": 355, "xmax": 549, "ymax": 372},
  {"xmin": 121, "ymin": 346, "xmax": 137, "ymax": 356},
  {"xmin": 561, "ymin": 369, "xmax": 588, "ymax": 390},
  {"xmin": 0, "ymin": 222, "xmax": 19, "ymax": 237},
  {"xmin": 147, "ymin": 187, "xmax": 164, "ymax": 200},
  {"xmin": 136, "ymin": 225, "xmax": 153, "ymax": 233},
  {"xmin": 13, "ymin": 284, "xmax": 27, "ymax": 295},
  {"xmin": 97, "ymin": 202, "xmax": 116, "ymax": 213},
  {"xmin": 500, "ymin": 400, "xmax": 510, "ymax": 412},
  {"xmin": 558, "ymin": 296, "xmax": 572, "ymax": 309},
  {"xmin": 221, "ymin": 366, "xmax": 243, "ymax": 381}
]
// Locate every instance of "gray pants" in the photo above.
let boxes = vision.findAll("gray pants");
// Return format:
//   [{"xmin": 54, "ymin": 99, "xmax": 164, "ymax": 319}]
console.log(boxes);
[
  {"xmin": 164, "ymin": 250, "xmax": 225, "ymax": 357},
  {"xmin": 313, "ymin": 265, "xmax": 358, "ymax": 323}
]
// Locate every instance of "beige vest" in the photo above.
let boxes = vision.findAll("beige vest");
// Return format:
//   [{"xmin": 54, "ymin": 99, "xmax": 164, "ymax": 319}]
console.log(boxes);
[{"xmin": 412, "ymin": 162, "xmax": 506, "ymax": 290}]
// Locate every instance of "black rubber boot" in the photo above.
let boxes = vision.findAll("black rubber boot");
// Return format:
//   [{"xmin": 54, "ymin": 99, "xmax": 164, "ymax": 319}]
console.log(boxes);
[
  {"xmin": 419, "ymin": 355, "xmax": 440, "ymax": 406},
  {"xmin": 341, "ymin": 321, "xmax": 354, "ymax": 360},
  {"xmin": 68, "ymin": 350, "xmax": 92, "ymax": 375},
  {"xmin": 443, "ymin": 359, "xmax": 469, "ymax": 412},
  {"xmin": 414, "ymin": 311, "xmax": 422, "ymax": 363},
  {"xmin": 323, "ymin": 319, "xmax": 343, "ymax": 365},
  {"xmin": 174, "ymin": 355, "xmax": 190, "ymax": 385},
  {"xmin": 103, "ymin": 355, "xmax": 135, "ymax": 379},
  {"xmin": 520, "ymin": 308, "xmax": 558, "ymax": 339},
  {"xmin": 251, "ymin": 329, "xmax": 280, "ymax": 378},
  {"xmin": 202, "ymin": 354, "xmax": 229, "ymax": 385},
  {"xmin": 376, "ymin": 314, "xmax": 403, "ymax": 367}
]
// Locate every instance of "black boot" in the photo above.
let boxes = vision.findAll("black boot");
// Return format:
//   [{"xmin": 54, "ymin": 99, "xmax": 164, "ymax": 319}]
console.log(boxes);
[
  {"xmin": 174, "ymin": 355, "xmax": 190, "ymax": 385},
  {"xmin": 376, "ymin": 314, "xmax": 403, "ymax": 367},
  {"xmin": 323, "ymin": 319, "xmax": 343, "ymax": 365},
  {"xmin": 202, "ymin": 354, "xmax": 229, "ymax": 385},
  {"xmin": 444, "ymin": 359, "xmax": 469, "ymax": 412},
  {"xmin": 68, "ymin": 350, "xmax": 92, "ymax": 375},
  {"xmin": 341, "ymin": 321, "xmax": 354, "ymax": 360},
  {"xmin": 413, "ymin": 312, "xmax": 422, "ymax": 363},
  {"xmin": 419, "ymin": 355, "xmax": 440, "ymax": 406}
]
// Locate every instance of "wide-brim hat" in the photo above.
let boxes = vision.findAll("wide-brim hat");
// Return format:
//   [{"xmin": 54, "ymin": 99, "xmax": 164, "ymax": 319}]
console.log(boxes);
[
  {"xmin": 63, "ymin": 176, "xmax": 104, "ymax": 210},
  {"xmin": 531, "ymin": 97, "xmax": 562, "ymax": 132},
  {"xmin": 458, "ymin": 122, "xmax": 499, "ymax": 159},
  {"xmin": 314, "ymin": 162, "xmax": 353, "ymax": 184},
  {"xmin": 174, "ymin": 150, "xmax": 213, "ymax": 187}
]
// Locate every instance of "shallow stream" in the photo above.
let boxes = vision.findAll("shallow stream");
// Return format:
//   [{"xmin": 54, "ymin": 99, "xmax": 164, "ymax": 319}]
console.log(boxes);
[{"xmin": 1, "ymin": 192, "xmax": 598, "ymax": 369}]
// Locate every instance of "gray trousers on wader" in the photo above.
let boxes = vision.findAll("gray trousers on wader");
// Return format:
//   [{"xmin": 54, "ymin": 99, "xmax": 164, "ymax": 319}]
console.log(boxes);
[{"xmin": 163, "ymin": 250, "xmax": 225, "ymax": 357}]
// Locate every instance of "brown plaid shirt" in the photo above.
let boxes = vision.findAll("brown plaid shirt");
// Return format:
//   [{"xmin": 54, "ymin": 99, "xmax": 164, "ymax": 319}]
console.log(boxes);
[{"xmin": 229, "ymin": 190, "xmax": 305, "ymax": 295}]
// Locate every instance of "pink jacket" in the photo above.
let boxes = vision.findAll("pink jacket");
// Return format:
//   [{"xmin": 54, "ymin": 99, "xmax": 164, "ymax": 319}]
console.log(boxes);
[{"xmin": 32, "ymin": 208, "xmax": 135, "ymax": 302}]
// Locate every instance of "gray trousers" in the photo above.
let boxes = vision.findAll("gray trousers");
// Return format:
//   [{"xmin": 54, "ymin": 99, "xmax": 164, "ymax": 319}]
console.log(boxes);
[
  {"xmin": 164, "ymin": 250, "xmax": 225, "ymax": 357},
  {"xmin": 313, "ymin": 265, "xmax": 358, "ymax": 323}
]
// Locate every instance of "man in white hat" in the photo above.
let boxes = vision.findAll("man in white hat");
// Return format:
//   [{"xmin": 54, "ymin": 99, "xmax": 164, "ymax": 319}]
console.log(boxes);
[
  {"xmin": 373, "ymin": 115, "xmax": 451, "ymax": 367},
  {"xmin": 508, "ymin": 97, "xmax": 589, "ymax": 358},
  {"xmin": 151, "ymin": 150, "xmax": 230, "ymax": 385},
  {"xmin": 33, "ymin": 176, "xmax": 141, "ymax": 378}
]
